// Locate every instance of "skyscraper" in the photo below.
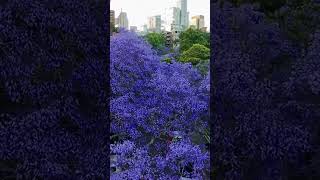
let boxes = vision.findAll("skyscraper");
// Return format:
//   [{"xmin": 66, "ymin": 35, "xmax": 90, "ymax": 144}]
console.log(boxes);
[
  {"xmin": 163, "ymin": 0, "xmax": 189, "ymax": 33},
  {"xmin": 118, "ymin": 10, "xmax": 129, "ymax": 30},
  {"xmin": 176, "ymin": 0, "xmax": 189, "ymax": 30},
  {"xmin": 163, "ymin": 7, "xmax": 180, "ymax": 32},
  {"xmin": 190, "ymin": 15, "xmax": 205, "ymax": 29},
  {"xmin": 110, "ymin": 10, "xmax": 115, "ymax": 31},
  {"xmin": 148, "ymin": 15, "xmax": 161, "ymax": 33}
]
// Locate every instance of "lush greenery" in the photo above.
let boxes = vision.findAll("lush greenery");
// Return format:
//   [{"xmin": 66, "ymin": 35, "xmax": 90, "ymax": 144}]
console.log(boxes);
[
  {"xmin": 179, "ymin": 44, "xmax": 210, "ymax": 65},
  {"xmin": 179, "ymin": 28, "xmax": 210, "ymax": 52},
  {"xmin": 145, "ymin": 32, "xmax": 166, "ymax": 51}
]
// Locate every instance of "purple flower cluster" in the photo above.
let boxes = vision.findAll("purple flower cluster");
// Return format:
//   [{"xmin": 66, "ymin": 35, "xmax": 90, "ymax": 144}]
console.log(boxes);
[
  {"xmin": 111, "ymin": 140, "xmax": 209, "ymax": 180},
  {"xmin": 110, "ymin": 31, "xmax": 209, "ymax": 178},
  {"xmin": 111, "ymin": 31, "xmax": 209, "ymax": 138}
]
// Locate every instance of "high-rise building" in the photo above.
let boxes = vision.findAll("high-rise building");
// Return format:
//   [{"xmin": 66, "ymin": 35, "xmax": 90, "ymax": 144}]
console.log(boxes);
[
  {"xmin": 118, "ymin": 10, "xmax": 129, "ymax": 30},
  {"xmin": 162, "ymin": 0, "xmax": 189, "ymax": 35},
  {"xmin": 110, "ymin": 10, "xmax": 115, "ymax": 31},
  {"xmin": 148, "ymin": 15, "xmax": 161, "ymax": 33},
  {"xmin": 176, "ymin": 0, "xmax": 189, "ymax": 30},
  {"xmin": 190, "ymin": 15, "xmax": 205, "ymax": 29},
  {"xmin": 163, "ymin": 7, "xmax": 181, "ymax": 32}
]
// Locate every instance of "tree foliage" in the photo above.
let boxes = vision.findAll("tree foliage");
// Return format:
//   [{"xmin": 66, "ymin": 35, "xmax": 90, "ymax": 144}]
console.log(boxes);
[
  {"xmin": 179, "ymin": 44, "xmax": 210, "ymax": 65},
  {"xmin": 145, "ymin": 32, "xmax": 166, "ymax": 51},
  {"xmin": 179, "ymin": 28, "xmax": 210, "ymax": 52}
]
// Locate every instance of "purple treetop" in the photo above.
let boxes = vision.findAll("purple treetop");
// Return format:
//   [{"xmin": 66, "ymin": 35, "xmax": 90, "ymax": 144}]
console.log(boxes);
[
  {"xmin": 110, "ymin": 31, "xmax": 209, "ymax": 140},
  {"xmin": 110, "ymin": 31, "xmax": 210, "ymax": 179}
]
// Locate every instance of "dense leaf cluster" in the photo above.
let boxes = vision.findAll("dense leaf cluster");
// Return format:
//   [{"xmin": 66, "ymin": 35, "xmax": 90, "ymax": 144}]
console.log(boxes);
[
  {"xmin": 179, "ymin": 44, "xmax": 210, "ymax": 65},
  {"xmin": 179, "ymin": 28, "xmax": 210, "ymax": 52},
  {"xmin": 144, "ymin": 32, "xmax": 166, "ymax": 53}
]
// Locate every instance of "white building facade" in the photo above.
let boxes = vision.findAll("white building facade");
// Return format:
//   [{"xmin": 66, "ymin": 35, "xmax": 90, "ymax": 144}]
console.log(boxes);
[
  {"xmin": 190, "ymin": 15, "xmax": 205, "ymax": 29},
  {"xmin": 148, "ymin": 15, "xmax": 161, "ymax": 33},
  {"xmin": 118, "ymin": 11, "xmax": 129, "ymax": 30},
  {"xmin": 161, "ymin": 0, "xmax": 190, "ymax": 41},
  {"xmin": 176, "ymin": 0, "xmax": 189, "ymax": 30}
]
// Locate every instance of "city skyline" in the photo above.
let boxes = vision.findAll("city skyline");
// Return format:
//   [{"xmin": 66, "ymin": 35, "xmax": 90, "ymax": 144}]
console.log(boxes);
[{"xmin": 111, "ymin": 0, "xmax": 210, "ymax": 31}]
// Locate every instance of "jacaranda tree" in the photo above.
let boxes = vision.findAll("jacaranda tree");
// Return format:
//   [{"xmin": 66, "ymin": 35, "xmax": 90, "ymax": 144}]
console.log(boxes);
[{"xmin": 110, "ymin": 31, "xmax": 210, "ymax": 179}]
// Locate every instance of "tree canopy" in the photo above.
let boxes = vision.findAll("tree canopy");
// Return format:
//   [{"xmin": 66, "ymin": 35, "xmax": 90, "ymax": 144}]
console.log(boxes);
[
  {"xmin": 179, "ymin": 44, "xmax": 210, "ymax": 65},
  {"xmin": 110, "ymin": 31, "xmax": 210, "ymax": 179},
  {"xmin": 179, "ymin": 28, "xmax": 210, "ymax": 52},
  {"xmin": 145, "ymin": 32, "xmax": 166, "ymax": 50}
]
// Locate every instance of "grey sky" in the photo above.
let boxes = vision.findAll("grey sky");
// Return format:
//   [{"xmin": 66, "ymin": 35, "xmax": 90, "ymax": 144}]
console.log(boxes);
[{"xmin": 111, "ymin": 0, "xmax": 210, "ymax": 30}]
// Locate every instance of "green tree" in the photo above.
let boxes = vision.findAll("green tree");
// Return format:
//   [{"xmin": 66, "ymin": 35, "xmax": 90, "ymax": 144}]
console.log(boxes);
[
  {"xmin": 179, "ymin": 28, "xmax": 210, "ymax": 52},
  {"xmin": 179, "ymin": 44, "xmax": 210, "ymax": 65},
  {"xmin": 145, "ymin": 32, "xmax": 166, "ymax": 50}
]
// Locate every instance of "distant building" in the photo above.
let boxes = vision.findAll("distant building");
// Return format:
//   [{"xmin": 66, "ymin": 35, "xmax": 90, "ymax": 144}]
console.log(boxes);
[
  {"xmin": 190, "ymin": 15, "xmax": 205, "ymax": 30},
  {"xmin": 200, "ymin": 27, "xmax": 207, "ymax": 32},
  {"xmin": 172, "ymin": 30, "xmax": 181, "ymax": 43},
  {"xmin": 118, "ymin": 10, "xmax": 129, "ymax": 30},
  {"xmin": 189, "ymin": 25, "xmax": 196, "ymax": 29},
  {"xmin": 162, "ymin": 0, "xmax": 189, "ymax": 38},
  {"xmin": 162, "ymin": 31, "xmax": 173, "ymax": 47},
  {"xmin": 148, "ymin": 15, "xmax": 161, "ymax": 33},
  {"xmin": 110, "ymin": 10, "xmax": 115, "ymax": 32},
  {"xmin": 163, "ymin": 7, "xmax": 181, "ymax": 32},
  {"xmin": 176, "ymin": 0, "xmax": 189, "ymax": 30},
  {"xmin": 130, "ymin": 26, "xmax": 138, "ymax": 32},
  {"xmin": 136, "ymin": 24, "xmax": 148, "ymax": 36}
]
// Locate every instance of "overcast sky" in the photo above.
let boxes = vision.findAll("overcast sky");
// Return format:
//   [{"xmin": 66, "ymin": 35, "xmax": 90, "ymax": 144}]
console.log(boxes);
[{"xmin": 111, "ymin": 0, "xmax": 210, "ymax": 30}]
